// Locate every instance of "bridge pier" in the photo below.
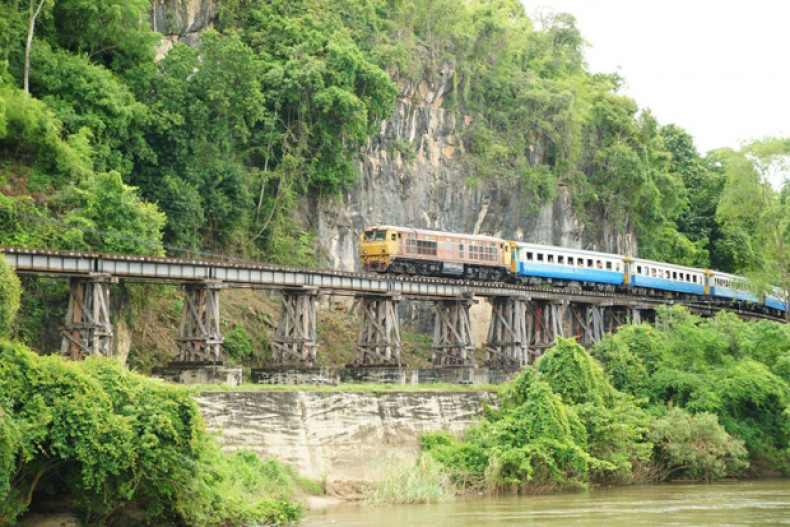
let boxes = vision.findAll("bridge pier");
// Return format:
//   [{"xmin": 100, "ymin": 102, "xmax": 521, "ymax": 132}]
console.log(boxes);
[
  {"xmin": 570, "ymin": 303, "xmax": 606, "ymax": 347},
  {"xmin": 607, "ymin": 306, "xmax": 629, "ymax": 333},
  {"xmin": 525, "ymin": 299, "xmax": 566, "ymax": 364},
  {"xmin": 485, "ymin": 296, "xmax": 528, "ymax": 368},
  {"xmin": 354, "ymin": 294, "xmax": 402, "ymax": 366},
  {"xmin": 60, "ymin": 275, "xmax": 114, "ymax": 359},
  {"xmin": 270, "ymin": 287, "xmax": 318, "ymax": 365},
  {"xmin": 175, "ymin": 281, "xmax": 224, "ymax": 363},
  {"xmin": 432, "ymin": 296, "xmax": 475, "ymax": 366}
]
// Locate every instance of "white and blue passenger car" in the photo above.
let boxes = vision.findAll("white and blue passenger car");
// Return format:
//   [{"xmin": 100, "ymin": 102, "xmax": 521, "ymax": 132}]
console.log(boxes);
[
  {"xmin": 708, "ymin": 271, "xmax": 760, "ymax": 303},
  {"xmin": 511, "ymin": 242, "xmax": 625, "ymax": 285},
  {"xmin": 628, "ymin": 258, "xmax": 706, "ymax": 295}
]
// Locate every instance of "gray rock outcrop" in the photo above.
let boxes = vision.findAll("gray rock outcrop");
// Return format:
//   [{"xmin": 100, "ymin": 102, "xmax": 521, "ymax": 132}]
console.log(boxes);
[
  {"xmin": 197, "ymin": 390, "xmax": 493, "ymax": 487},
  {"xmin": 150, "ymin": 0, "xmax": 216, "ymax": 59},
  {"xmin": 311, "ymin": 65, "xmax": 636, "ymax": 273}
]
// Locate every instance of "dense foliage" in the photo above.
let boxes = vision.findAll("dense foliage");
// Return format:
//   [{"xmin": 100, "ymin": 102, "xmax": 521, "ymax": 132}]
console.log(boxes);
[
  {"xmin": 421, "ymin": 308, "xmax": 790, "ymax": 493},
  {"xmin": 1, "ymin": 0, "xmax": 786, "ymax": 276},
  {"xmin": 0, "ymin": 340, "xmax": 304, "ymax": 525},
  {"xmin": 422, "ymin": 338, "xmax": 650, "ymax": 491},
  {"xmin": 0, "ymin": 256, "xmax": 20, "ymax": 338}
]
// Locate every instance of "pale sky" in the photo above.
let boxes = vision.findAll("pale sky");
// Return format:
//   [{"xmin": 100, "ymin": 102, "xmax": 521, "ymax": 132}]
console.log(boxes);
[{"xmin": 526, "ymin": 0, "xmax": 790, "ymax": 154}]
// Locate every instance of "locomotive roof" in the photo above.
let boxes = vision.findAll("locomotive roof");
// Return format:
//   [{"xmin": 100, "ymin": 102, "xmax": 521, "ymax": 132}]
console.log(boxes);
[{"xmin": 366, "ymin": 225, "xmax": 507, "ymax": 243}]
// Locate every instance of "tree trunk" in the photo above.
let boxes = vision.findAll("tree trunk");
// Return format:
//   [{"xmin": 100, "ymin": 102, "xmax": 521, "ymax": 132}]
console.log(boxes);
[{"xmin": 24, "ymin": 0, "xmax": 47, "ymax": 93}]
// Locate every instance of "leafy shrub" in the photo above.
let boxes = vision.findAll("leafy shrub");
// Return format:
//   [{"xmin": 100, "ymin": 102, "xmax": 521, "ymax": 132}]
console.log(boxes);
[
  {"xmin": 592, "ymin": 334, "xmax": 650, "ymax": 400},
  {"xmin": 712, "ymin": 361, "xmax": 790, "ymax": 469},
  {"xmin": 537, "ymin": 339, "xmax": 650, "ymax": 483},
  {"xmin": 0, "ymin": 341, "xmax": 302, "ymax": 525},
  {"xmin": 648, "ymin": 408, "xmax": 748, "ymax": 481},
  {"xmin": 223, "ymin": 323, "xmax": 260, "ymax": 364},
  {"xmin": 0, "ymin": 255, "xmax": 20, "ymax": 338},
  {"xmin": 424, "ymin": 339, "xmax": 650, "ymax": 493}
]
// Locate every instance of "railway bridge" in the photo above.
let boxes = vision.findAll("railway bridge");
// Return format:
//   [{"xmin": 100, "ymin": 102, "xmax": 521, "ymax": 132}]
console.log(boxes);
[{"xmin": 3, "ymin": 247, "xmax": 783, "ymax": 368}]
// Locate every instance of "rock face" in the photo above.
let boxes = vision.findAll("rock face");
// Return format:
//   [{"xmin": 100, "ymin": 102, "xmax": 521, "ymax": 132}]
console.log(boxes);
[
  {"xmin": 149, "ymin": 0, "xmax": 216, "ymax": 59},
  {"xmin": 196, "ymin": 390, "xmax": 493, "ymax": 487},
  {"xmin": 312, "ymin": 66, "xmax": 637, "ymax": 274},
  {"xmin": 145, "ymin": 2, "xmax": 636, "ymax": 265}
]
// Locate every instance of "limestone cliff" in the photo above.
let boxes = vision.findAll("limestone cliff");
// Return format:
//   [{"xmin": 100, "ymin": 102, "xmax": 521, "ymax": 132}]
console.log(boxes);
[
  {"xmin": 147, "ymin": 1, "xmax": 636, "ymax": 269},
  {"xmin": 197, "ymin": 390, "xmax": 493, "ymax": 489},
  {"xmin": 312, "ymin": 66, "xmax": 637, "ymax": 273}
]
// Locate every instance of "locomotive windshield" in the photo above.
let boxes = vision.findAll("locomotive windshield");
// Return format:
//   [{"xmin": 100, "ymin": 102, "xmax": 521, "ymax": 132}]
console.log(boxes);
[{"xmin": 363, "ymin": 230, "xmax": 388, "ymax": 241}]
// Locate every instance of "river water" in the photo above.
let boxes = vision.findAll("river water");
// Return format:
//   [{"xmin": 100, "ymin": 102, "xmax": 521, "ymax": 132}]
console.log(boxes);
[{"xmin": 305, "ymin": 479, "xmax": 790, "ymax": 526}]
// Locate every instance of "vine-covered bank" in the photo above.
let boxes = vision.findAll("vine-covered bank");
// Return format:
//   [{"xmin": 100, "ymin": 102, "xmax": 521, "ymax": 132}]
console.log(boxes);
[{"xmin": 415, "ymin": 307, "xmax": 790, "ymax": 497}]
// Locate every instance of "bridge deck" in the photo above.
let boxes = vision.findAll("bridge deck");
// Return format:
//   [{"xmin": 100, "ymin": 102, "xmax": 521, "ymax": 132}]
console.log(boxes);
[{"xmin": 3, "ymin": 246, "xmax": 783, "ymax": 322}]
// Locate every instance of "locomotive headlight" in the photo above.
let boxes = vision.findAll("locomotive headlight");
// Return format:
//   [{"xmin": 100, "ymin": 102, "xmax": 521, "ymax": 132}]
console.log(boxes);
[{"xmin": 363, "ymin": 250, "xmax": 368, "ymax": 254}]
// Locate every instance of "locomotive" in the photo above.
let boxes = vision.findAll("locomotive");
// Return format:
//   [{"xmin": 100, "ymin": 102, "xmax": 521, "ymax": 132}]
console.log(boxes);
[{"xmin": 360, "ymin": 225, "xmax": 788, "ymax": 313}]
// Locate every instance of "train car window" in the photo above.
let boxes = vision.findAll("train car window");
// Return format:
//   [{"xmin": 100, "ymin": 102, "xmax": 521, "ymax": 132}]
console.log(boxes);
[
  {"xmin": 578, "ymin": 258, "xmax": 585, "ymax": 267},
  {"xmin": 672, "ymin": 272, "xmax": 677, "ymax": 280},
  {"xmin": 537, "ymin": 253, "xmax": 544, "ymax": 262},
  {"xmin": 616, "ymin": 263, "xmax": 622, "ymax": 272},
  {"xmin": 558, "ymin": 255, "xmax": 565, "ymax": 264},
  {"xmin": 417, "ymin": 239, "xmax": 438, "ymax": 256},
  {"xmin": 606, "ymin": 261, "xmax": 612, "ymax": 270},
  {"xmin": 587, "ymin": 259, "xmax": 593, "ymax": 267},
  {"xmin": 547, "ymin": 255, "xmax": 554, "ymax": 263},
  {"xmin": 637, "ymin": 266, "xmax": 642, "ymax": 274},
  {"xmin": 692, "ymin": 276, "xmax": 697, "ymax": 283},
  {"xmin": 596, "ymin": 261, "xmax": 602, "ymax": 269},
  {"xmin": 391, "ymin": 233, "xmax": 396, "ymax": 241}
]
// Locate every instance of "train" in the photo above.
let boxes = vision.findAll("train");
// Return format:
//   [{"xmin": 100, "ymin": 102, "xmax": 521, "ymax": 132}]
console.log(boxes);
[{"xmin": 360, "ymin": 225, "xmax": 788, "ymax": 314}]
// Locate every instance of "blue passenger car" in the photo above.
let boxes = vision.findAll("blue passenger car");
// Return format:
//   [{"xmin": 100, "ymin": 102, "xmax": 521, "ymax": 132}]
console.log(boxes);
[
  {"xmin": 511, "ymin": 243, "xmax": 625, "ymax": 285},
  {"xmin": 628, "ymin": 258, "xmax": 706, "ymax": 295},
  {"xmin": 708, "ymin": 271, "xmax": 759, "ymax": 303},
  {"xmin": 765, "ymin": 295, "xmax": 788, "ymax": 312}
]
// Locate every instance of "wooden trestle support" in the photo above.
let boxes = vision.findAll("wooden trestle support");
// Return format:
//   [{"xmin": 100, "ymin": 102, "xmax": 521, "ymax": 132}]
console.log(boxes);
[
  {"xmin": 485, "ymin": 296, "xmax": 529, "ymax": 368},
  {"xmin": 60, "ymin": 275, "xmax": 114, "ymax": 360},
  {"xmin": 270, "ymin": 288, "xmax": 318, "ymax": 364},
  {"xmin": 525, "ymin": 300, "xmax": 566, "ymax": 364},
  {"xmin": 175, "ymin": 281, "xmax": 224, "ymax": 363},
  {"xmin": 354, "ymin": 294, "xmax": 402, "ymax": 366},
  {"xmin": 432, "ymin": 296, "xmax": 475, "ymax": 366},
  {"xmin": 570, "ymin": 303, "xmax": 606, "ymax": 348}
]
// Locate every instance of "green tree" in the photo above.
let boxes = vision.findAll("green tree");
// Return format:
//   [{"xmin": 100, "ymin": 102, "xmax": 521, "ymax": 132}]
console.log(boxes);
[
  {"xmin": 0, "ymin": 341, "xmax": 303, "ymax": 525},
  {"xmin": 0, "ymin": 255, "xmax": 21, "ymax": 338},
  {"xmin": 648, "ymin": 408, "xmax": 748, "ymax": 481},
  {"xmin": 138, "ymin": 31, "xmax": 265, "ymax": 248},
  {"xmin": 715, "ymin": 138, "xmax": 790, "ymax": 304}
]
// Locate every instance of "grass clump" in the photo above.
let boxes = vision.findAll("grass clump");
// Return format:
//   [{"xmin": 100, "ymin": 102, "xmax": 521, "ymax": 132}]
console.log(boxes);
[{"xmin": 364, "ymin": 454, "xmax": 455, "ymax": 504}]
